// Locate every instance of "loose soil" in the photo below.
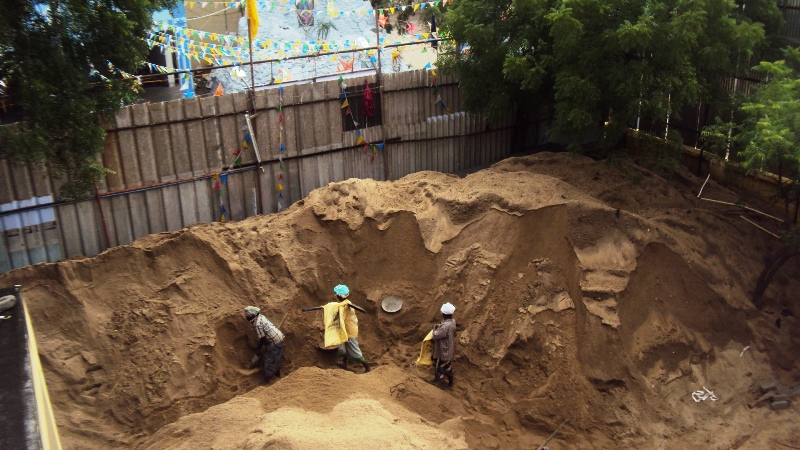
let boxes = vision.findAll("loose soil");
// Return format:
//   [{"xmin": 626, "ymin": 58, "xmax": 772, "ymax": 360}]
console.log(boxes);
[{"xmin": 3, "ymin": 152, "xmax": 800, "ymax": 449}]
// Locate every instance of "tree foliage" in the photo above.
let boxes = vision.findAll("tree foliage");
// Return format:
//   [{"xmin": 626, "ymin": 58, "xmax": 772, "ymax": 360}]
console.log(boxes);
[
  {"xmin": 0, "ymin": 0, "xmax": 175, "ymax": 199},
  {"xmin": 438, "ymin": 0, "xmax": 782, "ymax": 151},
  {"xmin": 738, "ymin": 47, "xmax": 800, "ymax": 222}
]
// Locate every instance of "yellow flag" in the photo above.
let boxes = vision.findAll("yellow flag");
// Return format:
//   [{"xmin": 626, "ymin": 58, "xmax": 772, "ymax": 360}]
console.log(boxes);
[
  {"xmin": 246, "ymin": 0, "xmax": 259, "ymax": 41},
  {"xmin": 356, "ymin": 135, "xmax": 364, "ymax": 145},
  {"xmin": 277, "ymin": 182, "xmax": 283, "ymax": 192},
  {"xmin": 413, "ymin": 4, "xmax": 419, "ymax": 11},
  {"xmin": 341, "ymin": 99, "xmax": 349, "ymax": 108}
]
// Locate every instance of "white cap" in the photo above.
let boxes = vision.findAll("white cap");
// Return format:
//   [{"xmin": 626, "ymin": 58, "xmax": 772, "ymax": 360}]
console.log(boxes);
[{"xmin": 440, "ymin": 302, "xmax": 455, "ymax": 315}]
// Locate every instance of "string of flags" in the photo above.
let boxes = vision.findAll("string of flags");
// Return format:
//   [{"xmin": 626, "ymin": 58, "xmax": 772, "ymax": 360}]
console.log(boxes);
[
  {"xmin": 339, "ymin": 76, "xmax": 384, "ymax": 161},
  {"xmin": 176, "ymin": 0, "xmax": 447, "ymax": 16},
  {"xmin": 144, "ymin": 37, "xmax": 437, "ymax": 76},
  {"xmin": 149, "ymin": 24, "xmax": 438, "ymax": 54},
  {"xmin": 211, "ymin": 123, "xmax": 254, "ymax": 221},
  {"xmin": 89, "ymin": 62, "xmax": 142, "ymax": 85},
  {"xmin": 430, "ymin": 69, "xmax": 452, "ymax": 114},
  {"xmin": 276, "ymin": 85, "xmax": 286, "ymax": 211},
  {"xmin": 212, "ymin": 172, "xmax": 229, "ymax": 222}
]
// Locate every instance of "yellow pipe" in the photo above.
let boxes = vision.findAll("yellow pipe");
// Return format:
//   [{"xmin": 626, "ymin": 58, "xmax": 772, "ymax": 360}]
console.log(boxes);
[{"xmin": 22, "ymin": 299, "xmax": 63, "ymax": 450}]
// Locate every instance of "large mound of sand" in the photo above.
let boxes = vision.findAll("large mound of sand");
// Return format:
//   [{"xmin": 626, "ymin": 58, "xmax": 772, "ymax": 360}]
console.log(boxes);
[{"xmin": 4, "ymin": 152, "xmax": 799, "ymax": 449}]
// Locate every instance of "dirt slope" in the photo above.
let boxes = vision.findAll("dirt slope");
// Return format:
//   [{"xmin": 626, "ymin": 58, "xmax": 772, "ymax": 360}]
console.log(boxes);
[{"xmin": 3, "ymin": 152, "xmax": 799, "ymax": 449}]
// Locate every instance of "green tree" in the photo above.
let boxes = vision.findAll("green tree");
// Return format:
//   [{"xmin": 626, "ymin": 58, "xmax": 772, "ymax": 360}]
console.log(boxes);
[
  {"xmin": 0, "ymin": 0, "xmax": 175, "ymax": 199},
  {"xmin": 702, "ymin": 48, "xmax": 800, "ymax": 308},
  {"xmin": 438, "ymin": 0, "xmax": 781, "ymax": 153},
  {"xmin": 738, "ymin": 47, "xmax": 800, "ymax": 223}
]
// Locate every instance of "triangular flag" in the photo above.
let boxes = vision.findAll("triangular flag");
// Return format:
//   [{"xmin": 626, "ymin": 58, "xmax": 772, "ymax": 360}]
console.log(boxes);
[
  {"xmin": 341, "ymin": 99, "xmax": 349, "ymax": 108},
  {"xmin": 356, "ymin": 135, "xmax": 364, "ymax": 145},
  {"xmin": 423, "ymin": 62, "xmax": 432, "ymax": 69},
  {"xmin": 277, "ymin": 182, "xmax": 283, "ymax": 191}
]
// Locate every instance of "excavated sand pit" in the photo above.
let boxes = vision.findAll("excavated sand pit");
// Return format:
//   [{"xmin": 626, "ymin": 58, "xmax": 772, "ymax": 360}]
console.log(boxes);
[{"xmin": 3, "ymin": 152, "xmax": 800, "ymax": 449}]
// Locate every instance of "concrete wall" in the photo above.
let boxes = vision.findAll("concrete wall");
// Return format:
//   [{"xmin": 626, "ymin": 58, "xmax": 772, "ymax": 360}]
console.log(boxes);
[
  {"xmin": 0, "ymin": 70, "xmax": 513, "ymax": 271},
  {"xmin": 626, "ymin": 130, "xmax": 799, "ymax": 224}
]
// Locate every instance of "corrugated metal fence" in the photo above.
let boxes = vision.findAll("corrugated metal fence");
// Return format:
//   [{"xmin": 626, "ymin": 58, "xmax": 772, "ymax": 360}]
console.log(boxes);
[{"xmin": 0, "ymin": 70, "xmax": 515, "ymax": 272}]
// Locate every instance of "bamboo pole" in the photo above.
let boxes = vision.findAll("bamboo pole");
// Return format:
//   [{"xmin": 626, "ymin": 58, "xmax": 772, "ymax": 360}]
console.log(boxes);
[
  {"xmin": 697, "ymin": 174, "xmax": 710, "ymax": 198},
  {"xmin": 740, "ymin": 216, "xmax": 781, "ymax": 239},
  {"xmin": 698, "ymin": 197, "xmax": 784, "ymax": 223},
  {"xmin": 536, "ymin": 420, "xmax": 567, "ymax": 450}
]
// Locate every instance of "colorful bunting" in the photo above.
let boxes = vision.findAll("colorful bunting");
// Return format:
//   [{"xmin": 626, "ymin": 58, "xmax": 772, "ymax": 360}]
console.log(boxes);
[{"xmin": 276, "ymin": 85, "xmax": 286, "ymax": 211}]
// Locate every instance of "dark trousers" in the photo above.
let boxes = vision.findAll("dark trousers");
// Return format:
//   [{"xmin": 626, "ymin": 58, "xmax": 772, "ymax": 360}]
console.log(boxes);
[
  {"xmin": 433, "ymin": 358, "xmax": 453, "ymax": 382},
  {"xmin": 262, "ymin": 342, "xmax": 284, "ymax": 378}
]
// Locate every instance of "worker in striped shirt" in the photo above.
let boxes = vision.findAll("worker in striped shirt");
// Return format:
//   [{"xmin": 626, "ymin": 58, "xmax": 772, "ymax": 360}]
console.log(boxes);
[
  {"xmin": 432, "ymin": 302, "xmax": 456, "ymax": 388},
  {"xmin": 244, "ymin": 306, "xmax": 285, "ymax": 384}
]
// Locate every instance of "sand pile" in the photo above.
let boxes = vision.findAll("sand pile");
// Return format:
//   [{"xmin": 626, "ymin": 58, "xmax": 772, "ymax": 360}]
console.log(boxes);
[
  {"xmin": 141, "ymin": 366, "xmax": 467, "ymax": 449},
  {"xmin": 3, "ymin": 152, "xmax": 799, "ymax": 449}
]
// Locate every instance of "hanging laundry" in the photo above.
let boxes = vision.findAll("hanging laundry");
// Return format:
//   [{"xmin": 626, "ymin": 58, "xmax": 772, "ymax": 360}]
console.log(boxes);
[{"xmin": 363, "ymin": 81, "xmax": 375, "ymax": 118}]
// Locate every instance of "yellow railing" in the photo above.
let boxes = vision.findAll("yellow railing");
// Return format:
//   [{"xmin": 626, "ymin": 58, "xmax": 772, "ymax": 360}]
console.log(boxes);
[{"xmin": 22, "ymin": 298, "xmax": 63, "ymax": 450}]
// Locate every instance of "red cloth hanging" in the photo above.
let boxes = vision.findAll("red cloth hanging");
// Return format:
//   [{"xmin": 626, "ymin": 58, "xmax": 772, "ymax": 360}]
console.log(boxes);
[{"xmin": 363, "ymin": 81, "xmax": 375, "ymax": 118}]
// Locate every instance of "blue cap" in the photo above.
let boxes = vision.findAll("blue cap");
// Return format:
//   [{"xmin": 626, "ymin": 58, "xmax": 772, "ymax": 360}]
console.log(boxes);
[{"xmin": 333, "ymin": 284, "xmax": 349, "ymax": 297}]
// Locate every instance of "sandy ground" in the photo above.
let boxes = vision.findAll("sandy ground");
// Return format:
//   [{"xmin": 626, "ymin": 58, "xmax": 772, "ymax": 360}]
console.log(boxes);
[{"xmin": 3, "ymin": 152, "xmax": 800, "ymax": 449}]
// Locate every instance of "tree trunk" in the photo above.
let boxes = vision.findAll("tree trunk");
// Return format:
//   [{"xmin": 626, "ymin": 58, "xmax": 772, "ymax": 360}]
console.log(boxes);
[
  {"xmin": 510, "ymin": 103, "xmax": 529, "ymax": 154},
  {"xmin": 753, "ymin": 246, "xmax": 799, "ymax": 309}
]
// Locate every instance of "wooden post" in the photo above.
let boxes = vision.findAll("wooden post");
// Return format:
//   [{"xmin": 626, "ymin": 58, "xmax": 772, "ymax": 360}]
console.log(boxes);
[{"xmin": 375, "ymin": 9, "xmax": 390, "ymax": 180}]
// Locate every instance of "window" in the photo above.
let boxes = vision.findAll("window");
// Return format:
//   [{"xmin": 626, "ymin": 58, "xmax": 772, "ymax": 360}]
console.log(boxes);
[{"xmin": 341, "ymin": 82, "xmax": 383, "ymax": 132}]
